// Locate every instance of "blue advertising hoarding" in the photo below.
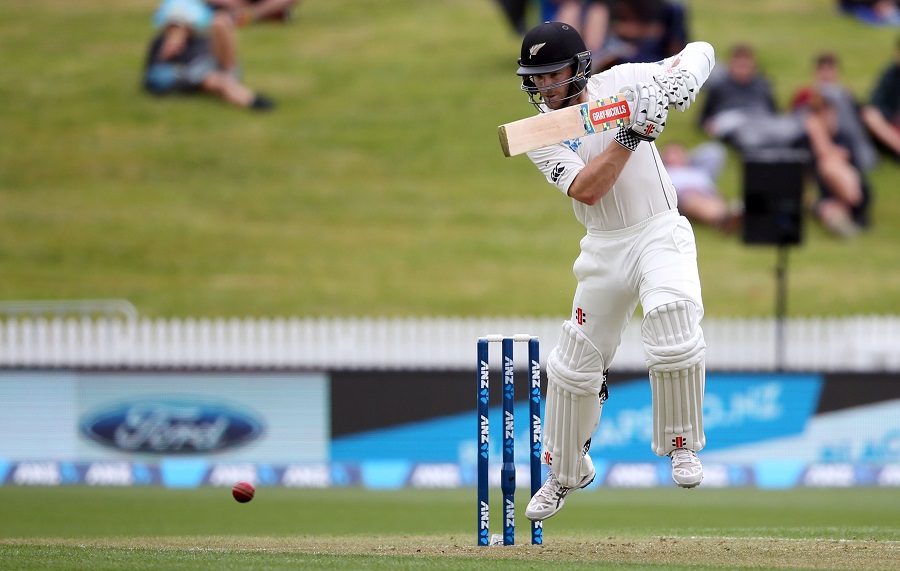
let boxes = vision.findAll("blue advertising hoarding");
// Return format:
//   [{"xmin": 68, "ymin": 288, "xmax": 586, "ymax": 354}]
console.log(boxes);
[{"xmin": 1, "ymin": 370, "xmax": 898, "ymax": 488}]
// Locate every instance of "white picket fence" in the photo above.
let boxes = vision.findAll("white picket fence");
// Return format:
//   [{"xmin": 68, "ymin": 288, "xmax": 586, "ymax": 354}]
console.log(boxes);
[{"xmin": 0, "ymin": 314, "xmax": 898, "ymax": 371}]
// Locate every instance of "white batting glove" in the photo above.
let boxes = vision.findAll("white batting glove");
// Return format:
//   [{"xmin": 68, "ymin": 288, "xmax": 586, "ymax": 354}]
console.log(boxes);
[
  {"xmin": 614, "ymin": 82, "xmax": 668, "ymax": 151},
  {"xmin": 654, "ymin": 68, "xmax": 698, "ymax": 112}
]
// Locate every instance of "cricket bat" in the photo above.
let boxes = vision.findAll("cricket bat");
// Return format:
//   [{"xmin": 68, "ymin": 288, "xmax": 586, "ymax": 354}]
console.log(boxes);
[{"xmin": 498, "ymin": 92, "xmax": 634, "ymax": 157}]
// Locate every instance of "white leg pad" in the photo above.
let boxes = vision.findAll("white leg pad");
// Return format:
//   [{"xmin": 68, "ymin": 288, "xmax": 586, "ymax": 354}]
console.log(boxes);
[
  {"xmin": 543, "ymin": 320, "xmax": 606, "ymax": 487},
  {"xmin": 643, "ymin": 301, "xmax": 707, "ymax": 456}
]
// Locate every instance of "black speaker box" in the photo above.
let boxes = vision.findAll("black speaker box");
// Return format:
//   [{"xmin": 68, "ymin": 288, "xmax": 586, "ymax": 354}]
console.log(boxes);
[{"xmin": 741, "ymin": 149, "xmax": 810, "ymax": 246}]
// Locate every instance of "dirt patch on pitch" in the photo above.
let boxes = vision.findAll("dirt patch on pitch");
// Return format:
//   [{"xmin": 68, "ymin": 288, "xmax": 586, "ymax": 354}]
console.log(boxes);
[{"xmin": 9, "ymin": 535, "xmax": 899, "ymax": 569}]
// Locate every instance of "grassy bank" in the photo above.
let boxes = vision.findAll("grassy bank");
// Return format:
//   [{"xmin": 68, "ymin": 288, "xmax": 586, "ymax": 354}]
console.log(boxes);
[{"xmin": 1, "ymin": 1, "xmax": 897, "ymax": 318}]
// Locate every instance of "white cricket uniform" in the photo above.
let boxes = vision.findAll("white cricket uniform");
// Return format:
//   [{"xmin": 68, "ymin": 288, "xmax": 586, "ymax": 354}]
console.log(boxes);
[{"xmin": 526, "ymin": 43, "xmax": 715, "ymax": 376}]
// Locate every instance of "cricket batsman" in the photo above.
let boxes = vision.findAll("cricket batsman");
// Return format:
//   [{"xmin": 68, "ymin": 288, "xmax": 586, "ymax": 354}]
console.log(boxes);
[{"xmin": 509, "ymin": 22, "xmax": 716, "ymax": 521}]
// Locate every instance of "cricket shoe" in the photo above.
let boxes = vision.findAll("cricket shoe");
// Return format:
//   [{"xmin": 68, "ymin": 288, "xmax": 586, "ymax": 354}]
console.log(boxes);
[
  {"xmin": 669, "ymin": 448, "xmax": 703, "ymax": 488},
  {"xmin": 525, "ymin": 456, "xmax": 595, "ymax": 521}
]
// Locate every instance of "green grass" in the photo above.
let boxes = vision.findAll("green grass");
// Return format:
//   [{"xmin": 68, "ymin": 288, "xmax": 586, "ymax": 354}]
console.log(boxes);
[
  {"xmin": 0, "ymin": 487, "xmax": 897, "ymax": 569},
  {"xmin": 1, "ymin": 1, "xmax": 898, "ymax": 318}
]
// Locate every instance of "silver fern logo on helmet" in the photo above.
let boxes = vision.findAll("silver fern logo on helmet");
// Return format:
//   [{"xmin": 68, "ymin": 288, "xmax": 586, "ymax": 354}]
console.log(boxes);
[{"xmin": 529, "ymin": 42, "xmax": 546, "ymax": 58}]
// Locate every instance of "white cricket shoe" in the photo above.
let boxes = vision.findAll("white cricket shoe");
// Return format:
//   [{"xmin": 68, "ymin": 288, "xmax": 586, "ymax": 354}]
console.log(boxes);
[
  {"xmin": 669, "ymin": 448, "xmax": 703, "ymax": 488},
  {"xmin": 525, "ymin": 457, "xmax": 595, "ymax": 522}
]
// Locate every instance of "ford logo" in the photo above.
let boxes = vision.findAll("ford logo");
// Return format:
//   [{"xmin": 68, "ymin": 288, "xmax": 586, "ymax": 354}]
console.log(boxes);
[{"xmin": 80, "ymin": 399, "xmax": 265, "ymax": 454}]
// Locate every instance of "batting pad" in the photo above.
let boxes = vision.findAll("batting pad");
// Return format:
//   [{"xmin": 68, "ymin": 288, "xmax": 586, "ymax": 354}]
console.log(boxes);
[
  {"xmin": 642, "ymin": 301, "xmax": 707, "ymax": 456},
  {"xmin": 543, "ymin": 321, "xmax": 605, "ymax": 487}
]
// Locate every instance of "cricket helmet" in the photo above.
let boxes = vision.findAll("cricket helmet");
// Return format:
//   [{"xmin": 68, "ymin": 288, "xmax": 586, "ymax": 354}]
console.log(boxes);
[{"xmin": 517, "ymin": 22, "xmax": 592, "ymax": 110}]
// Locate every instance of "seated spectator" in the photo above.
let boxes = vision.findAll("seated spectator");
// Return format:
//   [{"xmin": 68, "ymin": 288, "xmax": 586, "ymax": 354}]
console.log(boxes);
[
  {"xmin": 545, "ymin": 1, "xmax": 614, "ymax": 61},
  {"xmin": 800, "ymin": 91, "xmax": 872, "ymax": 238},
  {"xmin": 791, "ymin": 52, "xmax": 879, "ymax": 171},
  {"xmin": 544, "ymin": 1, "xmax": 687, "ymax": 72},
  {"xmin": 699, "ymin": 44, "xmax": 806, "ymax": 154},
  {"xmin": 861, "ymin": 37, "xmax": 900, "ymax": 159},
  {"xmin": 839, "ymin": 0, "xmax": 900, "ymax": 26},
  {"xmin": 661, "ymin": 141, "xmax": 743, "ymax": 234},
  {"xmin": 205, "ymin": 0, "xmax": 298, "ymax": 26},
  {"xmin": 595, "ymin": 0, "xmax": 689, "ymax": 71},
  {"xmin": 144, "ymin": 0, "xmax": 275, "ymax": 111},
  {"xmin": 494, "ymin": 0, "xmax": 530, "ymax": 35}
]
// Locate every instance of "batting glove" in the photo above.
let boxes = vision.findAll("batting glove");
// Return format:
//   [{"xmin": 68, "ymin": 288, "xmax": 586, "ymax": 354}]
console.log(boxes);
[
  {"xmin": 614, "ymin": 82, "xmax": 668, "ymax": 151},
  {"xmin": 654, "ymin": 68, "xmax": 698, "ymax": 112}
]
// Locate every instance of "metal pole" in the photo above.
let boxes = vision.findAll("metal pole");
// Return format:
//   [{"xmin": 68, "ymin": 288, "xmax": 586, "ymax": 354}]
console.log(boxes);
[{"xmin": 775, "ymin": 245, "xmax": 788, "ymax": 371}]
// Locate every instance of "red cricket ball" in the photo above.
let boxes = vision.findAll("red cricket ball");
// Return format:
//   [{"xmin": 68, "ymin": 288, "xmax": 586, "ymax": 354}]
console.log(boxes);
[{"xmin": 232, "ymin": 481, "xmax": 255, "ymax": 503}]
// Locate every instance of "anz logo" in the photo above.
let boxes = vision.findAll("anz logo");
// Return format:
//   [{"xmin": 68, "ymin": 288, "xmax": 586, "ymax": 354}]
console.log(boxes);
[
  {"xmin": 563, "ymin": 138, "xmax": 582, "ymax": 152},
  {"xmin": 479, "ymin": 500, "xmax": 490, "ymax": 530}
]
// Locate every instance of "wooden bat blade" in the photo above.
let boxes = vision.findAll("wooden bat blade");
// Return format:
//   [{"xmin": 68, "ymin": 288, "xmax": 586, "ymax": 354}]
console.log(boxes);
[{"xmin": 498, "ymin": 93, "xmax": 632, "ymax": 157}]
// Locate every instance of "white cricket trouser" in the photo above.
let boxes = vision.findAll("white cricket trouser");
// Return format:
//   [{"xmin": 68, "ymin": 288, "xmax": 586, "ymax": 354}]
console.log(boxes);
[{"xmin": 569, "ymin": 210, "xmax": 704, "ymax": 367}]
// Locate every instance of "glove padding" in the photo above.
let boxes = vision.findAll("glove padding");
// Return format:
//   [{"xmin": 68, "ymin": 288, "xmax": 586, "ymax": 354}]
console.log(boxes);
[
  {"xmin": 614, "ymin": 82, "xmax": 668, "ymax": 151},
  {"xmin": 654, "ymin": 68, "xmax": 698, "ymax": 112}
]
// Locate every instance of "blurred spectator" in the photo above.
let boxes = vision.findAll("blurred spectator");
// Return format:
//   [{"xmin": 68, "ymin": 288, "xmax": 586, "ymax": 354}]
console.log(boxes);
[
  {"xmin": 546, "ymin": 1, "xmax": 614, "ymax": 61},
  {"xmin": 699, "ymin": 44, "xmax": 805, "ymax": 154},
  {"xmin": 205, "ymin": 0, "xmax": 298, "ymax": 26},
  {"xmin": 839, "ymin": 0, "xmax": 900, "ymax": 26},
  {"xmin": 800, "ymin": 91, "xmax": 872, "ymax": 238},
  {"xmin": 698, "ymin": 45, "xmax": 874, "ymax": 238},
  {"xmin": 861, "ymin": 37, "xmax": 900, "ymax": 159},
  {"xmin": 596, "ymin": 0, "xmax": 688, "ymax": 71},
  {"xmin": 494, "ymin": 0, "xmax": 529, "ymax": 35},
  {"xmin": 144, "ymin": 0, "xmax": 275, "ymax": 111},
  {"xmin": 661, "ymin": 141, "xmax": 743, "ymax": 234},
  {"xmin": 603, "ymin": 0, "xmax": 687, "ymax": 67},
  {"xmin": 791, "ymin": 52, "xmax": 878, "ymax": 171},
  {"xmin": 542, "ymin": 1, "xmax": 687, "ymax": 72}
]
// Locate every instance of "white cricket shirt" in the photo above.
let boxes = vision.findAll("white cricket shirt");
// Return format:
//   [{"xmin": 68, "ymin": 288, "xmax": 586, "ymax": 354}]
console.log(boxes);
[{"xmin": 526, "ymin": 43, "xmax": 715, "ymax": 233}]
